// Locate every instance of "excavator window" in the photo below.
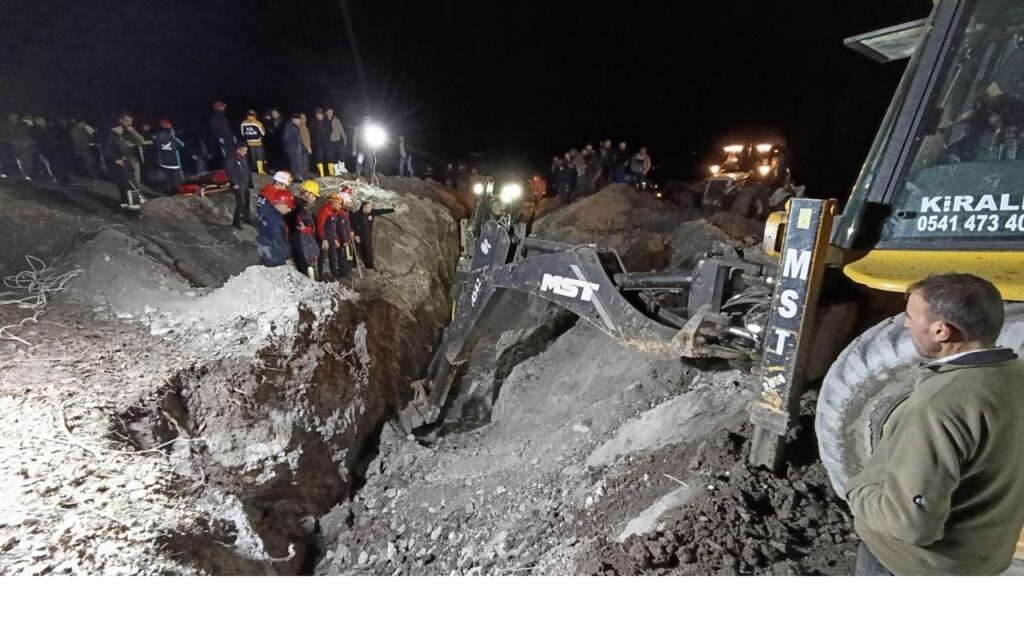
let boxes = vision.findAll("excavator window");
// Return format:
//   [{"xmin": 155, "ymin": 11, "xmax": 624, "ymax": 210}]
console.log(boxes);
[{"xmin": 834, "ymin": 0, "xmax": 1024, "ymax": 251}]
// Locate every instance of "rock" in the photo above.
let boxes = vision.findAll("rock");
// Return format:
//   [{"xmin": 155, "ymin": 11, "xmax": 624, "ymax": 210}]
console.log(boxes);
[
  {"xmin": 627, "ymin": 541, "xmax": 653, "ymax": 570},
  {"xmin": 357, "ymin": 551, "xmax": 369, "ymax": 566}
]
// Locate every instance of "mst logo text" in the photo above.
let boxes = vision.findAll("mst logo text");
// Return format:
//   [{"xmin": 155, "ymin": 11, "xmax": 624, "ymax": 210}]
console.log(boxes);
[{"xmin": 540, "ymin": 273, "xmax": 600, "ymax": 302}]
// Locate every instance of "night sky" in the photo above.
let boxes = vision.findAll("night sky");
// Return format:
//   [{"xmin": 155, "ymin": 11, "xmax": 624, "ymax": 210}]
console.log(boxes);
[{"xmin": 2, "ymin": 0, "xmax": 933, "ymax": 197}]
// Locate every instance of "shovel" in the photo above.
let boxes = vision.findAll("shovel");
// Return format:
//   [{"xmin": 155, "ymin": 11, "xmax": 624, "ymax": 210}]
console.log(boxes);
[{"xmin": 348, "ymin": 236, "xmax": 365, "ymax": 278}]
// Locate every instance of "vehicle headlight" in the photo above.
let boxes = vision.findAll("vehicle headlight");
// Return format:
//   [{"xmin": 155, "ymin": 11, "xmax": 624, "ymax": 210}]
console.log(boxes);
[
  {"xmin": 757, "ymin": 165, "xmax": 771, "ymax": 177},
  {"xmin": 500, "ymin": 183, "xmax": 522, "ymax": 203},
  {"xmin": 710, "ymin": 164, "xmax": 721, "ymax": 175},
  {"xmin": 472, "ymin": 183, "xmax": 484, "ymax": 195}
]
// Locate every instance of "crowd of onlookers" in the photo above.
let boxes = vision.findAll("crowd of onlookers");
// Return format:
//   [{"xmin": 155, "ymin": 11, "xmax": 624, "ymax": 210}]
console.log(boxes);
[
  {"xmin": 0, "ymin": 102, "xmax": 423, "ymax": 201},
  {"xmin": 550, "ymin": 140, "xmax": 653, "ymax": 203}
]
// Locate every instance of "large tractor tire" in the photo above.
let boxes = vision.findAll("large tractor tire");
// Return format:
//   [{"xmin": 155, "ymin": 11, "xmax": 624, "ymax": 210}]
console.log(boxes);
[
  {"xmin": 732, "ymin": 183, "xmax": 770, "ymax": 219},
  {"xmin": 816, "ymin": 304, "xmax": 1024, "ymax": 497}
]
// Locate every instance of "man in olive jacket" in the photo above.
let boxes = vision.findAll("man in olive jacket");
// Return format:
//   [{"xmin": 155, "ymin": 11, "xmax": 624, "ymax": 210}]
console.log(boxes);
[{"xmin": 846, "ymin": 273, "xmax": 1024, "ymax": 575}]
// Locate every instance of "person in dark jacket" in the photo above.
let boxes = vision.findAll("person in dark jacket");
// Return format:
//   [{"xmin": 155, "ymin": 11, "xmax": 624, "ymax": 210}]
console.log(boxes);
[
  {"xmin": 206, "ymin": 100, "xmax": 236, "ymax": 169},
  {"xmin": 178, "ymin": 129, "xmax": 208, "ymax": 176},
  {"xmin": 118, "ymin": 113, "xmax": 146, "ymax": 188},
  {"xmin": 0, "ymin": 115, "xmax": 20, "ymax": 178},
  {"xmin": 552, "ymin": 156, "xmax": 574, "ymax": 203},
  {"xmin": 349, "ymin": 200, "xmax": 395, "ymax": 271},
  {"xmin": 262, "ymin": 109, "xmax": 282, "ymax": 170},
  {"xmin": 101, "ymin": 122, "xmax": 140, "ymax": 214},
  {"xmin": 629, "ymin": 146, "xmax": 652, "ymax": 186},
  {"xmin": 316, "ymin": 191, "xmax": 354, "ymax": 280},
  {"xmin": 226, "ymin": 144, "xmax": 253, "ymax": 228},
  {"xmin": 614, "ymin": 142, "xmax": 629, "ymax": 183},
  {"xmin": 5, "ymin": 114, "xmax": 34, "ymax": 179},
  {"xmin": 152, "ymin": 119, "xmax": 185, "ymax": 195},
  {"xmin": 599, "ymin": 140, "xmax": 615, "ymax": 188},
  {"xmin": 69, "ymin": 120, "xmax": 98, "ymax": 179},
  {"xmin": 28, "ymin": 116, "xmax": 57, "ymax": 182},
  {"xmin": 309, "ymin": 108, "xmax": 332, "ymax": 177},
  {"xmin": 240, "ymin": 110, "xmax": 266, "ymax": 174},
  {"xmin": 282, "ymin": 113, "xmax": 306, "ymax": 181},
  {"xmin": 576, "ymin": 152, "xmax": 601, "ymax": 199},
  {"xmin": 255, "ymin": 172, "xmax": 295, "ymax": 267}
]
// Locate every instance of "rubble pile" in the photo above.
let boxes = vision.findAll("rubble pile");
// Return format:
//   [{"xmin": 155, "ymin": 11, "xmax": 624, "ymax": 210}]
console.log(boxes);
[
  {"xmin": 0, "ymin": 176, "xmax": 459, "ymax": 575},
  {"xmin": 583, "ymin": 428, "xmax": 856, "ymax": 576}
]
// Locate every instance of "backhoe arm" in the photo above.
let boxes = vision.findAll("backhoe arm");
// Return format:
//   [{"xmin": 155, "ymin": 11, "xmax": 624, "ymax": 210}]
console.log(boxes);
[{"xmin": 395, "ymin": 221, "xmax": 756, "ymax": 433}]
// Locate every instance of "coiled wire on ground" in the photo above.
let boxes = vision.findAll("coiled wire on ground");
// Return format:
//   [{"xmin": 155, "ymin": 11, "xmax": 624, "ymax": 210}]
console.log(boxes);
[{"xmin": 0, "ymin": 256, "xmax": 83, "ymax": 346}]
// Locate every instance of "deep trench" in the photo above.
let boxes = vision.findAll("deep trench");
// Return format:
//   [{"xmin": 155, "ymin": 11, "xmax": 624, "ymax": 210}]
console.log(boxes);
[{"xmin": 115, "ymin": 262, "xmax": 460, "ymax": 575}]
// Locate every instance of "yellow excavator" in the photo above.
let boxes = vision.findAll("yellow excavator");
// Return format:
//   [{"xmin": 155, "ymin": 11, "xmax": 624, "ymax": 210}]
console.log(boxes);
[{"xmin": 747, "ymin": 0, "xmax": 1024, "ymax": 558}]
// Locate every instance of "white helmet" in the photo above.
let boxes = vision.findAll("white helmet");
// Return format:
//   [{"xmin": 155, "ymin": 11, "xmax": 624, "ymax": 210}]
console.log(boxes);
[{"xmin": 272, "ymin": 171, "xmax": 292, "ymax": 186}]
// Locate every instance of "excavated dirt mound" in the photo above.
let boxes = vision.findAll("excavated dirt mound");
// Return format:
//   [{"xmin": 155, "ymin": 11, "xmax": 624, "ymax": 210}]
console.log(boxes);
[{"xmin": 582, "ymin": 427, "xmax": 855, "ymax": 576}]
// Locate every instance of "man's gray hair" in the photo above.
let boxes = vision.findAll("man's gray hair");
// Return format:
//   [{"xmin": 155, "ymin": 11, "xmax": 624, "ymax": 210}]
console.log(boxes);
[{"xmin": 908, "ymin": 273, "xmax": 1004, "ymax": 344}]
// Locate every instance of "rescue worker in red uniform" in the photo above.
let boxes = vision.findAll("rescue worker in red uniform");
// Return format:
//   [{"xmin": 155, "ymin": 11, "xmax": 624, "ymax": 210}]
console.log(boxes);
[
  {"xmin": 255, "ymin": 171, "xmax": 295, "ymax": 267},
  {"xmin": 240, "ymin": 110, "xmax": 267, "ymax": 174},
  {"xmin": 287, "ymin": 180, "xmax": 322, "ymax": 279},
  {"xmin": 316, "ymin": 190, "xmax": 354, "ymax": 280}
]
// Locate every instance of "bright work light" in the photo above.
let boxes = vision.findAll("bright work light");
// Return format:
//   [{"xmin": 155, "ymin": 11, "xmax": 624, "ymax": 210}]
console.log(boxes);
[{"xmin": 364, "ymin": 124, "xmax": 387, "ymax": 149}]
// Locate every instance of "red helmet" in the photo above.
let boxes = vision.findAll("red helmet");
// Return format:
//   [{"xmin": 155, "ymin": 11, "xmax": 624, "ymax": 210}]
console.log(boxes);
[
  {"xmin": 213, "ymin": 100, "xmax": 227, "ymax": 110},
  {"xmin": 159, "ymin": 119, "xmax": 173, "ymax": 129}
]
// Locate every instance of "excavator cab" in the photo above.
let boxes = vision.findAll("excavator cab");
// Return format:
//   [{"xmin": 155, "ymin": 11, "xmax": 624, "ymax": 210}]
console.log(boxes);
[{"xmin": 836, "ymin": 0, "xmax": 1024, "ymax": 298}]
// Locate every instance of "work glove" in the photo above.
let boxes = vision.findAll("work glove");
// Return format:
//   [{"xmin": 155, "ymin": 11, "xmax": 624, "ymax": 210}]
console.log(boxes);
[{"xmin": 321, "ymin": 240, "xmax": 328, "ymax": 250}]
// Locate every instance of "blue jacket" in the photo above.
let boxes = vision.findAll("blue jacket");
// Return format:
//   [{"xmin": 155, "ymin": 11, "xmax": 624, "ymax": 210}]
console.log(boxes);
[
  {"xmin": 256, "ymin": 193, "xmax": 289, "ymax": 266},
  {"xmin": 282, "ymin": 121, "xmax": 304, "ymax": 156},
  {"xmin": 153, "ymin": 129, "xmax": 184, "ymax": 169}
]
